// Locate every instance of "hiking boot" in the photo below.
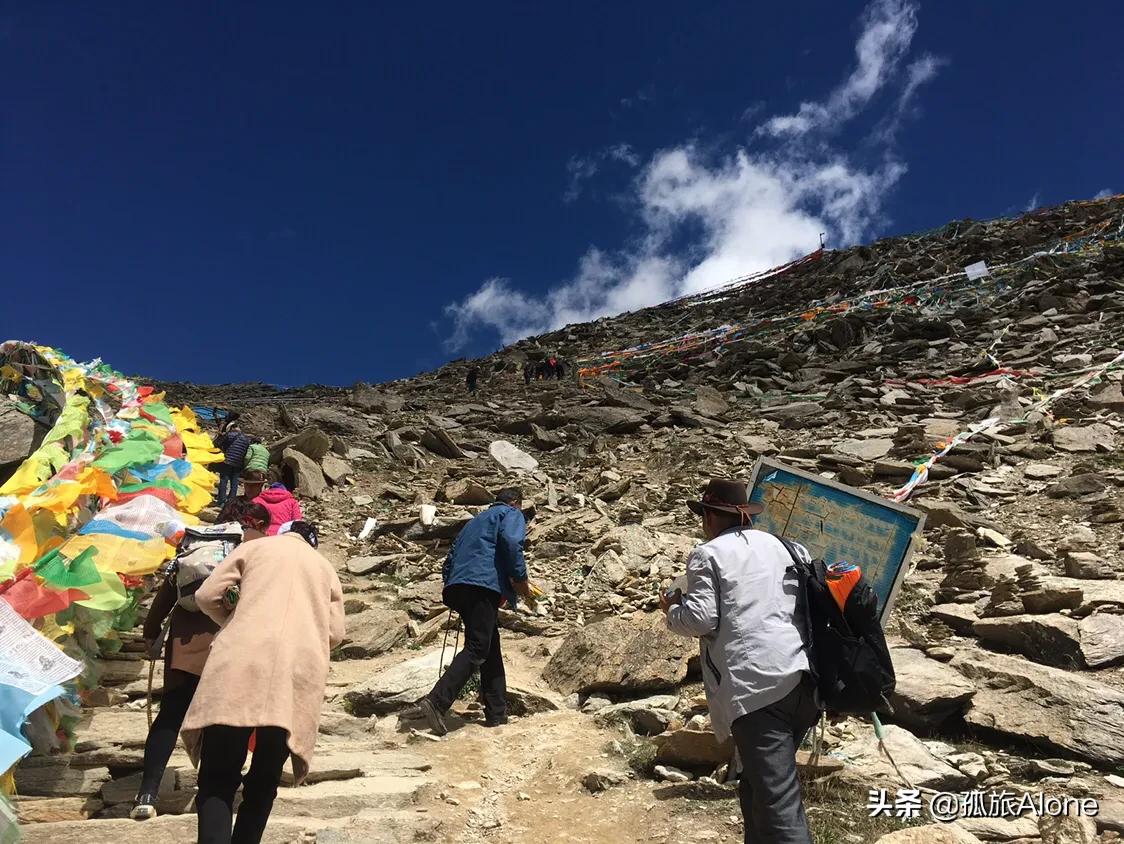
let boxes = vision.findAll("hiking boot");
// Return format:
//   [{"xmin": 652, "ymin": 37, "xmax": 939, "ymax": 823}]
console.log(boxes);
[
  {"xmin": 483, "ymin": 714, "xmax": 508, "ymax": 728},
  {"xmin": 403, "ymin": 698, "xmax": 448, "ymax": 736},
  {"xmin": 130, "ymin": 793, "xmax": 158, "ymax": 821}
]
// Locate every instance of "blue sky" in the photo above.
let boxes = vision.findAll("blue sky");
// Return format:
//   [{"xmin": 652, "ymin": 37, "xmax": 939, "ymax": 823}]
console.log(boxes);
[{"xmin": 2, "ymin": 2, "xmax": 1121, "ymax": 386}]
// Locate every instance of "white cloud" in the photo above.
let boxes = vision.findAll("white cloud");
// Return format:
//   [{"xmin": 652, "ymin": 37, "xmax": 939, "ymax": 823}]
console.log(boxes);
[
  {"xmin": 445, "ymin": 0, "xmax": 940, "ymax": 350},
  {"xmin": 1094, "ymin": 188, "xmax": 1114, "ymax": 200},
  {"xmin": 1024, "ymin": 192, "xmax": 1041, "ymax": 212},
  {"xmin": 759, "ymin": 0, "xmax": 921, "ymax": 139},
  {"xmin": 564, "ymin": 143, "xmax": 641, "ymax": 202}
]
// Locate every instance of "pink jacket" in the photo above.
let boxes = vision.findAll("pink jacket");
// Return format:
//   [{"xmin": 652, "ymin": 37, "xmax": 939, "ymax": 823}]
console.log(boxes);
[{"xmin": 254, "ymin": 486, "xmax": 304, "ymax": 535}]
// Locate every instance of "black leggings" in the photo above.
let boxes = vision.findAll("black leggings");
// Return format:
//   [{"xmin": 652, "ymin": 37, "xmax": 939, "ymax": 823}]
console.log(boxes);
[
  {"xmin": 138, "ymin": 671, "xmax": 199, "ymax": 796},
  {"xmin": 197, "ymin": 725, "xmax": 291, "ymax": 844}
]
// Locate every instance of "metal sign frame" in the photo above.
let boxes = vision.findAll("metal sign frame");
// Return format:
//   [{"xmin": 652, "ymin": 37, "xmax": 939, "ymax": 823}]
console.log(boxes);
[{"xmin": 746, "ymin": 457, "xmax": 926, "ymax": 622}]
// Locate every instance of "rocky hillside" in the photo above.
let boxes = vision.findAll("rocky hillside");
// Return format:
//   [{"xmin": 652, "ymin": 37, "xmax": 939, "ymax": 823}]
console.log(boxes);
[{"xmin": 17, "ymin": 194, "xmax": 1124, "ymax": 843}]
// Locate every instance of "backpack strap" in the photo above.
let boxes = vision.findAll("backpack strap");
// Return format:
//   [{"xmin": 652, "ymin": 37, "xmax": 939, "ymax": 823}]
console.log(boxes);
[{"xmin": 776, "ymin": 536, "xmax": 820, "ymax": 684}]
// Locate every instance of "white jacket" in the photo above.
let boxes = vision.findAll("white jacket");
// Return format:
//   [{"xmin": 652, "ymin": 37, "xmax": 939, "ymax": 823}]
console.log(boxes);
[{"xmin": 666, "ymin": 528, "xmax": 810, "ymax": 740}]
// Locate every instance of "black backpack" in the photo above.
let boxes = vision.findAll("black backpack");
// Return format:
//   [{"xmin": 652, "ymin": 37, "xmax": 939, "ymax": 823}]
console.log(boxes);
[{"xmin": 778, "ymin": 538, "xmax": 896, "ymax": 715}]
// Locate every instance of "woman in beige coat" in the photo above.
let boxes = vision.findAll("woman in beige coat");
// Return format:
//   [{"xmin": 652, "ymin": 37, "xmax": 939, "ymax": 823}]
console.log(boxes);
[{"xmin": 181, "ymin": 522, "xmax": 344, "ymax": 844}]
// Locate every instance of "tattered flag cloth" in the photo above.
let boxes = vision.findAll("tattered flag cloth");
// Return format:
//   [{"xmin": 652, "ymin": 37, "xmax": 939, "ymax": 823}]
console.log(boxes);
[
  {"xmin": 0, "ymin": 341, "xmax": 221, "ymax": 800},
  {"xmin": 0, "ymin": 599, "xmax": 81, "ymax": 774}
]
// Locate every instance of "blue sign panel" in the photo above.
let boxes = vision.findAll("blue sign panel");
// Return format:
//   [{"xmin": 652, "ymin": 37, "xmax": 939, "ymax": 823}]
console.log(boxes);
[{"xmin": 747, "ymin": 458, "xmax": 925, "ymax": 620}]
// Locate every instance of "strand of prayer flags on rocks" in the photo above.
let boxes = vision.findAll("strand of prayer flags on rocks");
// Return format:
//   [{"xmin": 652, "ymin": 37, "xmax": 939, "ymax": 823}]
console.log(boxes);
[
  {"xmin": 890, "ymin": 349, "xmax": 1124, "ymax": 503},
  {"xmin": 576, "ymin": 216, "xmax": 1124, "ymax": 383},
  {"xmin": 0, "ymin": 341, "xmax": 222, "ymax": 789}
]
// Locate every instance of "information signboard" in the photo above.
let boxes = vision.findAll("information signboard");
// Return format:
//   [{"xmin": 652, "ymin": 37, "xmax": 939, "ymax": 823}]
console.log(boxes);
[{"xmin": 747, "ymin": 457, "xmax": 925, "ymax": 620}]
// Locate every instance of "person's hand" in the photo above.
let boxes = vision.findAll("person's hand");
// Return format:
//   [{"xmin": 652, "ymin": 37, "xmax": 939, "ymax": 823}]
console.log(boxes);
[
  {"xmin": 659, "ymin": 588, "xmax": 682, "ymax": 614},
  {"xmin": 512, "ymin": 579, "xmax": 533, "ymax": 599}
]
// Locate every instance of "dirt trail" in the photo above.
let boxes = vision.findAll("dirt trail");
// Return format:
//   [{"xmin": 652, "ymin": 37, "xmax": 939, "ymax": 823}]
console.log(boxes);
[{"xmin": 16, "ymin": 644, "xmax": 741, "ymax": 844}]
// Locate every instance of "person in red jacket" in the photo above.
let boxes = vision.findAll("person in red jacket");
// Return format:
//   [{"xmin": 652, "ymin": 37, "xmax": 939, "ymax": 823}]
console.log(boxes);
[{"xmin": 253, "ymin": 483, "xmax": 304, "ymax": 536}]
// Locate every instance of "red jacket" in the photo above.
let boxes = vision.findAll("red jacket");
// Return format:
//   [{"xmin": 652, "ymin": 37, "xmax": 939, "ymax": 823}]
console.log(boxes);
[{"xmin": 254, "ymin": 486, "xmax": 304, "ymax": 535}]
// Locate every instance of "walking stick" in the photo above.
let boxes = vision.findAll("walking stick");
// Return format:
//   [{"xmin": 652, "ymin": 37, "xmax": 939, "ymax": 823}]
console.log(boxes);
[
  {"xmin": 146, "ymin": 659, "xmax": 155, "ymax": 729},
  {"xmin": 437, "ymin": 611, "xmax": 462, "ymax": 680},
  {"xmin": 146, "ymin": 623, "xmax": 169, "ymax": 729}
]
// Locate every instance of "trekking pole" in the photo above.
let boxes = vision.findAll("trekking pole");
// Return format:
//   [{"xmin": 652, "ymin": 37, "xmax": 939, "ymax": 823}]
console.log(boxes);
[
  {"xmin": 438, "ymin": 610, "xmax": 463, "ymax": 680},
  {"xmin": 433, "ymin": 615, "xmax": 460, "ymax": 683},
  {"xmin": 146, "ymin": 659, "xmax": 155, "ymax": 729}
]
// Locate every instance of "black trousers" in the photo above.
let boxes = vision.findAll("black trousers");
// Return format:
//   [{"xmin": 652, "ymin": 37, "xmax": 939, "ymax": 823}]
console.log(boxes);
[
  {"xmin": 138, "ymin": 670, "xmax": 199, "ymax": 797},
  {"xmin": 197, "ymin": 725, "xmax": 290, "ymax": 844},
  {"xmin": 427, "ymin": 584, "xmax": 506, "ymax": 721},
  {"xmin": 730, "ymin": 675, "xmax": 819, "ymax": 844}
]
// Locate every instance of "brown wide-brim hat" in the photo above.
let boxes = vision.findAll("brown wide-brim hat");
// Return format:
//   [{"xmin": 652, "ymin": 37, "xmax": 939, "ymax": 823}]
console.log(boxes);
[{"xmin": 687, "ymin": 478, "xmax": 764, "ymax": 517}]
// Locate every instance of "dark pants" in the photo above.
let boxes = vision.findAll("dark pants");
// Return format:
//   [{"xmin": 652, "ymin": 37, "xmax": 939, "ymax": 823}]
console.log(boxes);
[
  {"xmin": 216, "ymin": 466, "xmax": 240, "ymax": 505},
  {"xmin": 197, "ymin": 725, "xmax": 290, "ymax": 844},
  {"xmin": 730, "ymin": 675, "xmax": 819, "ymax": 844},
  {"xmin": 138, "ymin": 671, "xmax": 198, "ymax": 797},
  {"xmin": 427, "ymin": 584, "xmax": 506, "ymax": 721}
]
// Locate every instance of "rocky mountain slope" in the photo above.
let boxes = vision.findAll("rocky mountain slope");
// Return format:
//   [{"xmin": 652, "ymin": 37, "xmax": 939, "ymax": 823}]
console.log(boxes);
[{"xmin": 16, "ymin": 194, "xmax": 1124, "ymax": 843}]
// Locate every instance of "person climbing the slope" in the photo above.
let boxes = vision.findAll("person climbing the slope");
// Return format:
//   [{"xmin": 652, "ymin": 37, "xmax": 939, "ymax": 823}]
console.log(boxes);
[
  {"xmin": 182, "ymin": 521, "xmax": 345, "ymax": 844},
  {"xmin": 466, "ymin": 366, "xmax": 479, "ymax": 395},
  {"xmin": 131, "ymin": 500, "xmax": 270, "ymax": 821},
  {"xmin": 401, "ymin": 488, "xmax": 534, "ymax": 735},
  {"xmin": 661, "ymin": 479, "xmax": 817, "ymax": 844},
  {"xmin": 522, "ymin": 361, "xmax": 533, "ymax": 385},
  {"xmin": 212, "ymin": 422, "xmax": 251, "ymax": 507},
  {"xmin": 254, "ymin": 481, "xmax": 303, "ymax": 535},
  {"xmin": 243, "ymin": 437, "xmax": 269, "ymax": 475}
]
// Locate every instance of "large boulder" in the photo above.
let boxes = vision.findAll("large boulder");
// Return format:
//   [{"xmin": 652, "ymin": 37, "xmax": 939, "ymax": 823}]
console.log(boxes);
[
  {"xmin": 305, "ymin": 407, "xmax": 371, "ymax": 438},
  {"xmin": 971, "ymin": 614, "xmax": 1085, "ymax": 669},
  {"xmin": 653, "ymin": 727, "xmax": 733, "ymax": 770},
  {"xmin": 269, "ymin": 428, "xmax": 331, "ymax": 462},
  {"xmin": 0, "ymin": 398, "xmax": 45, "ymax": 468},
  {"xmin": 282, "ymin": 448, "xmax": 326, "ymax": 500},
  {"xmin": 535, "ymin": 406, "xmax": 645, "ymax": 435},
  {"xmin": 693, "ymin": 386, "xmax": 729, "ymax": 418},
  {"xmin": 335, "ymin": 608, "xmax": 410, "ymax": 659},
  {"xmin": 1064, "ymin": 551, "xmax": 1118, "ymax": 580},
  {"xmin": 874, "ymin": 827, "xmax": 982, "ymax": 844},
  {"xmin": 837, "ymin": 724, "xmax": 971, "ymax": 792},
  {"xmin": 542, "ymin": 614, "xmax": 694, "ymax": 695},
  {"xmin": 320, "ymin": 454, "xmax": 353, "ymax": 485},
  {"xmin": 349, "ymin": 384, "xmax": 404, "ymax": 414},
  {"xmin": 888, "ymin": 646, "xmax": 976, "ymax": 729},
  {"xmin": 1052, "ymin": 423, "xmax": 1115, "ymax": 453},
  {"xmin": 344, "ymin": 650, "xmax": 445, "ymax": 715},
  {"xmin": 1079, "ymin": 612, "xmax": 1124, "ymax": 668},
  {"xmin": 488, "ymin": 440, "xmax": 538, "ymax": 473},
  {"xmin": 590, "ymin": 525, "xmax": 697, "ymax": 574},
  {"xmin": 950, "ymin": 646, "xmax": 1124, "ymax": 767},
  {"xmin": 443, "ymin": 479, "xmax": 493, "ymax": 506},
  {"xmin": 420, "ymin": 428, "xmax": 466, "ymax": 459}
]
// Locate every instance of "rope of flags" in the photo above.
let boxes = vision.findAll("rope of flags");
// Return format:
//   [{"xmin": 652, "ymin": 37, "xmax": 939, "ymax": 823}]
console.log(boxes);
[{"xmin": 0, "ymin": 341, "xmax": 222, "ymax": 794}]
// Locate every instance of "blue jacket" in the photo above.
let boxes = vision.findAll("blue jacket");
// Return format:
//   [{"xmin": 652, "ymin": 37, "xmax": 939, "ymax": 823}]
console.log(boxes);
[
  {"xmin": 215, "ymin": 431, "xmax": 251, "ymax": 470},
  {"xmin": 443, "ymin": 503, "xmax": 528, "ymax": 607}
]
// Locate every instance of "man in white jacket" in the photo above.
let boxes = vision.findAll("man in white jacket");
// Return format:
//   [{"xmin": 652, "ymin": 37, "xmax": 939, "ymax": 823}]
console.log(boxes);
[{"xmin": 661, "ymin": 479, "xmax": 819, "ymax": 844}]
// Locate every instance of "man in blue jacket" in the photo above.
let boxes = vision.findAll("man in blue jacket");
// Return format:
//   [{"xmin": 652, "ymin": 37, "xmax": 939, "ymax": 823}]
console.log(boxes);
[{"xmin": 410, "ymin": 488, "xmax": 532, "ymax": 735}]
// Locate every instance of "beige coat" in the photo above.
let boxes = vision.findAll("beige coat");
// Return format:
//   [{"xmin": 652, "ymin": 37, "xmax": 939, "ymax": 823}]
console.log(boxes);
[{"xmin": 181, "ymin": 534, "xmax": 345, "ymax": 783}]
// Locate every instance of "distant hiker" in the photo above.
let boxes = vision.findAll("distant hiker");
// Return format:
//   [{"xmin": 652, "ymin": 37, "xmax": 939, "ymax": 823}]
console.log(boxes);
[
  {"xmin": 535, "ymin": 360, "xmax": 548, "ymax": 381},
  {"xmin": 243, "ymin": 438, "xmax": 269, "ymax": 474},
  {"xmin": 554, "ymin": 359, "xmax": 567, "ymax": 379},
  {"xmin": 182, "ymin": 522, "xmax": 344, "ymax": 844},
  {"xmin": 213, "ymin": 424, "xmax": 251, "ymax": 507},
  {"xmin": 254, "ymin": 481, "xmax": 304, "ymax": 536},
  {"xmin": 547, "ymin": 356, "xmax": 558, "ymax": 379},
  {"xmin": 522, "ymin": 361, "xmax": 533, "ymax": 385},
  {"xmin": 239, "ymin": 470, "xmax": 267, "ymax": 504},
  {"xmin": 131, "ymin": 501, "xmax": 270, "ymax": 821},
  {"xmin": 466, "ymin": 366, "xmax": 479, "ymax": 395},
  {"xmin": 403, "ymin": 488, "xmax": 533, "ymax": 734},
  {"xmin": 661, "ymin": 479, "xmax": 817, "ymax": 844}
]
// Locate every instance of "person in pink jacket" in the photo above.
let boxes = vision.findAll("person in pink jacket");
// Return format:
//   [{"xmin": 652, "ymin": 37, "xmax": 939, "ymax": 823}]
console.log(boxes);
[{"xmin": 254, "ymin": 483, "xmax": 304, "ymax": 535}]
